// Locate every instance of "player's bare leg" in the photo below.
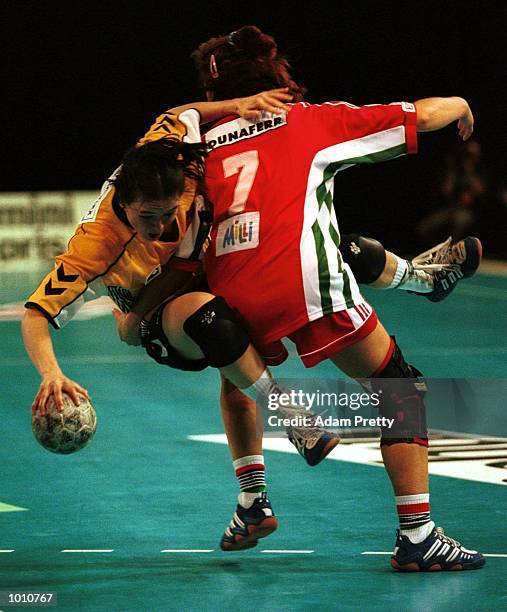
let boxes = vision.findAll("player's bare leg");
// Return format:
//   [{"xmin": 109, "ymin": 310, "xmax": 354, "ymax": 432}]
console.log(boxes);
[
  {"xmin": 341, "ymin": 234, "xmax": 482, "ymax": 300},
  {"xmin": 329, "ymin": 321, "xmax": 428, "ymax": 495},
  {"xmin": 369, "ymin": 251, "xmax": 399, "ymax": 287},
  {"xmin": 161, "ymin": 291, "xmax": 343, "ymax": 548},
  {"xmin": 218, "ymin": 376, "xmax": 276, "ymax": 550},
  {"xmin": 163, "ymin": 290, "xmax": 338, "ymax": 466},
  {"xmin": 220, "ymin": 376, "xmax": 262, "ymax": 460},
  {"xmin": 162, "ymin": 291, "xmax": 282, "ymax": 551},
  {"xmin": 329, "ymin": 321, "xmax": 484, "ymax": 571}
]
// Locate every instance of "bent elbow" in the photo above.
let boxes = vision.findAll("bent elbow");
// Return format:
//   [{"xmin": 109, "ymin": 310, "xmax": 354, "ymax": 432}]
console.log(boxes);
[{"xmin": 416, "ymin": 109, "xmax": 431, "ymax": 132}]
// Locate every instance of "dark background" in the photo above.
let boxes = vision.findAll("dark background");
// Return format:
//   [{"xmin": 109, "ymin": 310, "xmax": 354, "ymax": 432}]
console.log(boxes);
[{"xmin": 3, "ymin": 1, "xmax": 506, "ymax": 254}]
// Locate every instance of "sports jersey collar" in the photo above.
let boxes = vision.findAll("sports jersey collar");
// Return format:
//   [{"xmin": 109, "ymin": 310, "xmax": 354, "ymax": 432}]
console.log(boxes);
[{"xmin": 204, "ymin": 114, "xmax": 238, "ymax": 132}]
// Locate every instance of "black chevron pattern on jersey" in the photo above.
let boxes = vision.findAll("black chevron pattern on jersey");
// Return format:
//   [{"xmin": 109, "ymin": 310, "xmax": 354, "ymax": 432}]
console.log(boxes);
[
  {"xmin": 44, "ymin": 279, "xmax": 66, "ymax": 296},
  {"xmin": 152, "ymin": 124, "xmax": 179, "ymax": 135},
  {"xmin": 152, "ymin": 115, "xmax": 179, "ymax": 135},
  {"xmin": 158, "ymin": 115, "xmax": 177, "ymax": 127},
  {"xmin": 56, "ymin": 263, "xmax": 79, "ymax": 283}
]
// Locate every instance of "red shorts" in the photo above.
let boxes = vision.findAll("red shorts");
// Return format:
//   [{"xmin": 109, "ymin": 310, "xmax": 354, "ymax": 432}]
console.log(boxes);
[{"xmin": 256, "ymin": 301, "xmax": 378, "ymax": 368}]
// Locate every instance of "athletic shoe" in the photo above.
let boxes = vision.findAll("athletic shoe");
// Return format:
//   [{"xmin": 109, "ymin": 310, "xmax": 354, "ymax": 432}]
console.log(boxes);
[
  {"xmin": 391, "ymin": 526, "xmax": 485, "ymax": 571},
  {"xmin": 411, "ymin": 236, "xmax": 482, "ymax": 302},
  {"xmin": 220, "ymin": 492, "xmax": 278, "ymax": 551},
  {"xmin": 283, "ymin": 407, "xmax": 340, "ymax": 466}
]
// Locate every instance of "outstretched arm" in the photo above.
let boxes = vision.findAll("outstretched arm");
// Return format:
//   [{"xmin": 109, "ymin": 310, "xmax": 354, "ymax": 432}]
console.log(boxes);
[
  {"xmin": 169, "ymin": 88, "xmax": 293, "ymax": 122},
  {"xmin": 415, "ymin": 97, "xmax": 474, "ymax": 140},
  {"xmin": 22, "ymin": 309, "xmax": 90, "ymax": 414}
]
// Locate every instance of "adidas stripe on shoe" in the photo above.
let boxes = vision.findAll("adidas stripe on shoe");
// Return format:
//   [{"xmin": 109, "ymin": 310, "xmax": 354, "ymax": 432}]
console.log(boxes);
[
  {"xmin": 220, "ymin": 492, "xmax": 278, "ymax": 551},
  {"xmin": 391, "ymin": 526, "xmax": 485, "ymax": 571},
  {"xmin": 411, "ymin": 236, "xmax": 482, "ymax": 302}
]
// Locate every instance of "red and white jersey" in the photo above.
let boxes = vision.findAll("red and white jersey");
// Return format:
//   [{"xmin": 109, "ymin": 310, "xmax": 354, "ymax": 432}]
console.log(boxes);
[{"xmin": 203, "ymin": 101, "xmax": 417, "ymax": 345}]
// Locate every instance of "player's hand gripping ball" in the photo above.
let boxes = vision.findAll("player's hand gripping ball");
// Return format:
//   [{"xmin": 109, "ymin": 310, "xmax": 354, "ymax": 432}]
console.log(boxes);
[{"xmin": 32, "ymin": 393, "xmax": 97, "ymax": 454}]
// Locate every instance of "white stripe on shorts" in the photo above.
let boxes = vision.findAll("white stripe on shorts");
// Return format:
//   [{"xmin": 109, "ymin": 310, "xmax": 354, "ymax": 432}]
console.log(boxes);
[{"xmin": 298, "ymin": 303, "xmax": 373, "ymax": 359}]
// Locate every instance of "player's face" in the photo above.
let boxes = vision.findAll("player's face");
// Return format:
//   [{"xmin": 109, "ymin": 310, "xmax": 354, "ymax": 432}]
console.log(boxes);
[{"xmin": 125, "ymin": 196, "xmax": 180, "ymax": 241}]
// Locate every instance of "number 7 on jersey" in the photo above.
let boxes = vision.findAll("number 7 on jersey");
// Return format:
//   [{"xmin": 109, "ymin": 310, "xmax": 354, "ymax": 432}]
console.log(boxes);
[{"xmin": 222, "ymin": 150, "xmax": 259, "ymax": 215}]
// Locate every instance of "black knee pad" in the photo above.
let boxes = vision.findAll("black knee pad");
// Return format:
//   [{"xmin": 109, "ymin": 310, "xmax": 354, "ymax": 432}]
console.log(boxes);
[
  {"xmin": 182, "ymin": 296, "xmax": 251, "ymax": 368},
  {"xmin": 371, "ymin": 340, "xmax": 428, "ymax": 447},
  {"xmin": 340, "ymin": 234, "xmax": 386, "ymax": 284}
]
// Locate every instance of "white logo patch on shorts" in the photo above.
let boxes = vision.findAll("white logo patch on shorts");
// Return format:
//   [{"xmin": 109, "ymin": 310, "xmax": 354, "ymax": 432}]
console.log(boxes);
[
  {"xmin": 146, "ymin": 265, "xmax": 162, "ymax": 284},
  {"xmin": 215, "ymin": 212, "xmax": 260, "ymax": 256}
]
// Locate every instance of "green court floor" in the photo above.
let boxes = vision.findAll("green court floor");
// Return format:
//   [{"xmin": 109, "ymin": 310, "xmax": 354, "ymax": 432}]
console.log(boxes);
[{"xmin": 0, "ymin": 272, "xmax": 506, "ymax": 611}]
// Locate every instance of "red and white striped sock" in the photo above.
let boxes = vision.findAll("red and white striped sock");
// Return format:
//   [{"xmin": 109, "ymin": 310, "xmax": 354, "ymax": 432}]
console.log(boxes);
[
  {"xmin": 233, "ymin": 455, "xmax": 266, "ymax": 507},
  {"xmin": 396, "ymin": 493, "xmax": 435, "ymax": 544}
]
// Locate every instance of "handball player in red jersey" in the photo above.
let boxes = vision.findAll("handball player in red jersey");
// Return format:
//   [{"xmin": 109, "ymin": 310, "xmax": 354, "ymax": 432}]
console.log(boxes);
[{"xmin": 190, "ymin": 26, "xmax": 485, "ymax": 570}]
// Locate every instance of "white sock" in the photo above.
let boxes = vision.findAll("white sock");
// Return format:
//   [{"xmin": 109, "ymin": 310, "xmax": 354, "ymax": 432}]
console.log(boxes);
[
  {"xmin": 405, "ymin": 520, "xmax": 435, "ymax": 543},
  {"xmin": 238, "ymin": 491, "xmax": 263, "ymax": 508},
  {"xmin": 397, "ymin": 265, "xmax": 434, "ymax": 293},
  {"xmin": 387, "ymin": 256, "xmax": 409, "ymax": 288},
  {"xmin": 241, "ymin": 369, "xmax": 281, "ymax": 402}
]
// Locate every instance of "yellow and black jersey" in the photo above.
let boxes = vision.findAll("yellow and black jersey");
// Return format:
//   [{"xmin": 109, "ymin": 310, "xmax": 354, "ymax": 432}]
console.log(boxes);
[{"xmin": 25, "ymin": 108, "xmax": 209, "ymax": 329}]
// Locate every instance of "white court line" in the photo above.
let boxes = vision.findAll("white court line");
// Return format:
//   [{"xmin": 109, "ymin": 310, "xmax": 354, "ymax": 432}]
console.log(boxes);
[
  {"xmin": 0, "ymin": 550, "xmax": 14, "ymax": 553},
  {"xmin": 190, "ymin": 434, "xmax": 507, "ymax": 487},
  {"xmin": 161, "ymin": 549, "xmax": 214, "ymax": 553},
  {"xmin": 260, "ymin": 550, "xmax": 314, "ymax": 554},
  {"xmin": 362, "ymin": 551, "xmax": 507, "ymax": 558},
  {"xmin": 61, "ymin": 549, "xmax": 114, "ymax": 553}
]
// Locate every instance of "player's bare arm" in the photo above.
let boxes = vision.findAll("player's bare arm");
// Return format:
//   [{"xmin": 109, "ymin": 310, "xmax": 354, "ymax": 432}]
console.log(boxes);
[
  {"xmin": 169, "ymin": 87, "xmax": 292, "ymax": 122},
  {"xmin": 415, "ymin": 97, "xmax": 474, "ymax": 140},
  {"xmin": 114, "ymin": 265, "xmax": 202, "ymax": 346},
  {"xmin": 22, "ymin": 309, "xmax": 90, "ymax": 414}
]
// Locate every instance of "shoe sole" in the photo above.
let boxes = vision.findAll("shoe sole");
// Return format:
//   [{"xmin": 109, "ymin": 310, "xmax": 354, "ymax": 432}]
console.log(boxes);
[
  {"xmin": 307, "ymin": 436, "xmax": 340, "ymax": 466},
  {"xmin": 462, "ymin": 237, "xmax": 482, "ymax": 277},
  {"xmin": 427, "ymin": 237, "xmax": 483, "ymax": 302},
  {"xmin": 391, "ymin": 557, "xmax": 486, "ymax": 571},
  {"xmin": 220, "ymin": 516, "xmax": 279, "ymax": 552}
]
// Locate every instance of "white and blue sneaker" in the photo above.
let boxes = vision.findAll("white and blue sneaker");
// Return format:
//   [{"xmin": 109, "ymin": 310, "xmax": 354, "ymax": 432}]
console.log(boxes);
[
  {"xmin": 411, "ymin": 236, "xmax": 482, "ymax": 302},
  {"xmin": 286, "ymin": 422, "xmax": 340, "ymax": 466},
  {"xmin": 276, "ymin": 402, "xmax": 340, "ymax": 466},
  {"xmin": 220, "ymin": 492, "xmax": 278, "ymax": 551},
  {"xmin": 391, "ymin": 526, "xmax": 485, "ymax": 571}
]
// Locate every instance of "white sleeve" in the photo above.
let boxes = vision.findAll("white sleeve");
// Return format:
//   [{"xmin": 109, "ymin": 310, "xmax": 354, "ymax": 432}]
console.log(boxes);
[
  {"xmin": 174, "ymin": 195, "xmax": 211, "ymax": 261},
  {"xmin": 179, "ymin": 109, "xmax": 202, "ymax": 144}
]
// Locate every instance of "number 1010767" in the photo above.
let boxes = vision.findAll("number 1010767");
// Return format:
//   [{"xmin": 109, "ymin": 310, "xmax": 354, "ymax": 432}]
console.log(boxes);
[{"xmin": 0, "ymin": 592, "xmax": 57, "ymax": 607}]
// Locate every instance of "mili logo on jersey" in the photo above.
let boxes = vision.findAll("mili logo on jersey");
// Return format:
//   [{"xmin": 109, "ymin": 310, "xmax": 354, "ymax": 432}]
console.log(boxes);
[
  {"xmin": 216, "ymin": 212, "xmax": 260, "ymax": 256},
  {"xmin": 205, "ymin": 113, "xmax": 287, "ymax": 149}
]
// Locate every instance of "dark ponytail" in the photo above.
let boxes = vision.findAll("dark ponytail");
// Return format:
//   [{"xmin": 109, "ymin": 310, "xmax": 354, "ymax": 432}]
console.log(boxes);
[
  {"xmin": 114, "ymin": 139, "xmax": 209, "ymax": 205},
  {"xmin": 191, "ymin": 25, "xmax": 306, "ymax": 102}
]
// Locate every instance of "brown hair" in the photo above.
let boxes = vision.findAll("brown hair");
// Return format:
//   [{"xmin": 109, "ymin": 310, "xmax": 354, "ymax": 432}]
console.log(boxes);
[
  {"xmin": 114, "ymin": 140, "xmax": 209, "ymax": 205},
  {"xmin": 191, "ymin": 25, "xmax": 306, "ymax": 102}
]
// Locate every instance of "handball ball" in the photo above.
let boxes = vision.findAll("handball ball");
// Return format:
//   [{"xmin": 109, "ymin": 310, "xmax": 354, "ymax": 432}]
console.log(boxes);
[{"xmin": 32, "ymin": 393, "xmax": 97, "ymax": 454}]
